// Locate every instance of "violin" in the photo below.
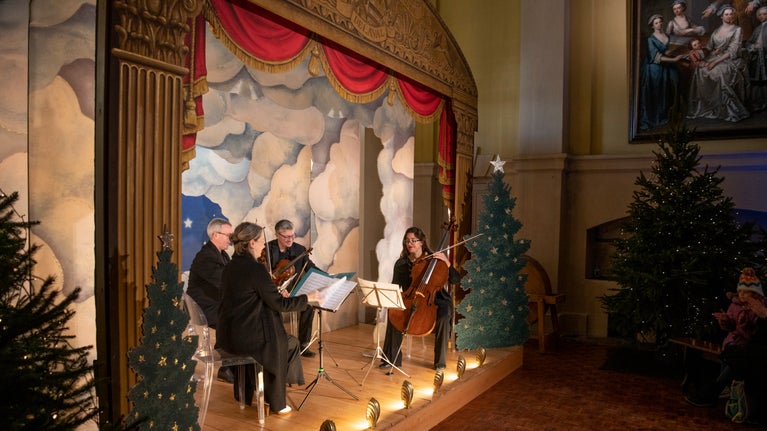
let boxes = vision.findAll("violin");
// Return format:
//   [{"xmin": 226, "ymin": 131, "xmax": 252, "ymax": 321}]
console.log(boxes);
[
  {"xmin": 388, "ymin": 219, "xmax": 456, "ymax": 336},
  {"xmin": 271, "ymin": 247, "xmax": 313, "ymax": 288}
]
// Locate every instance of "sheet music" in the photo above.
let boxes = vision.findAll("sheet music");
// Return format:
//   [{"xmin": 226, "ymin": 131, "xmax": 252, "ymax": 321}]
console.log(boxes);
[
  {"xmin": 292, "ymin": 268, "xmax": 357, "ymax": 312},
  {"xmin": 357, "ymin": 278, "xmax": 405, "ymax": 309}
]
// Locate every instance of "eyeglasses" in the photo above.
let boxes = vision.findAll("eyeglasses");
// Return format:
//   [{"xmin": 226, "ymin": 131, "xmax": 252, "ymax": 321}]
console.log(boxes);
[
  {"xmin": 278, "ymin": 232, "xmax": 296, "ymax": 240},
  {"xmin": 404, "ymin": 239, "xmax": 421, "ymax": 244}
]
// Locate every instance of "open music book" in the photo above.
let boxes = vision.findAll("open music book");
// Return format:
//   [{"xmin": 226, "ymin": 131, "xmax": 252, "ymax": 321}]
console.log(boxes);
[{"xmin": 291, "ymin": 268, "xmax": 357, "ymax": 312}]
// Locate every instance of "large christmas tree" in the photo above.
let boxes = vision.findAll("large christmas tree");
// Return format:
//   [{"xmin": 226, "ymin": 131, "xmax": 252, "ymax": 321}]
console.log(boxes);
[
  {"xmin": 126, "ymin": 231, "xmax": 200, "ymax": 430},
  {"xmin": 0, "ymin": 191, "xmax": 98, "ymax": 430},
  {"xmin": 600, "ymin": 114, "xmax": 766, "ymax": 346},
  {"xmin": 455, "ymin": 158, "xmax": 531, "ymax": 349}
]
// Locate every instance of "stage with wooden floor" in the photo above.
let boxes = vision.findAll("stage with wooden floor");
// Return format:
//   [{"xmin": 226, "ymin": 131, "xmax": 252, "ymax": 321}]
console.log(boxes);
[{"xmin": 199, "ymin": 324, "xmax": 523, "ymax": 431}]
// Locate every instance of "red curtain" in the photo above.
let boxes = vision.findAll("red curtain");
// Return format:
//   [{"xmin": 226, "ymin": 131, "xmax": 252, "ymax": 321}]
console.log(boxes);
[{"xmin": 187, "ymin": 0, "xmax": 456, "ymax": 203}]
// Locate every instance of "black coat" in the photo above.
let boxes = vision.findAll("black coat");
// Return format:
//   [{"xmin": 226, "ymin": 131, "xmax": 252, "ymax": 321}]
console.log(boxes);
[
  {"xmin": 217, "ymin": 252, "xmax": 308, "ymax": 378},
  {"xmin": 187, "ymin": 241, "xmax": 230, "ymax": 328}
]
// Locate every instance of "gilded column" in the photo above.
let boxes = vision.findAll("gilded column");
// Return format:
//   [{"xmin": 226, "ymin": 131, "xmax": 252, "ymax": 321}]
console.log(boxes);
[
  {"xmin": 452, "ymin": 101, "xmax": 478, "ymax": 270},
  {"xmin": 109, "ymin": 0, "xmax": 202, "ymax": 417}
]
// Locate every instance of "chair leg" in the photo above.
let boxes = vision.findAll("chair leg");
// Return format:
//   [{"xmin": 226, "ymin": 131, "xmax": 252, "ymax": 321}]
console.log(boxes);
[
  {"xmin": 237, "ymin": 364, "xmax": 247, "ymax": 410},
  {"xmin": 255, "ymin": 364, "xmax": 265, "ymax": 425},
  {"xmin": 199, "ymin": 361, "xmax": 214, "ymax": 430}
]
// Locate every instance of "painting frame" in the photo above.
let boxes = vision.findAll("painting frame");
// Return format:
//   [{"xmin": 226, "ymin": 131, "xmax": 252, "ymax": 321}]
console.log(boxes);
[{"xmin": 629, "ymin": 0, "xmax": 767, "ymax": 143}]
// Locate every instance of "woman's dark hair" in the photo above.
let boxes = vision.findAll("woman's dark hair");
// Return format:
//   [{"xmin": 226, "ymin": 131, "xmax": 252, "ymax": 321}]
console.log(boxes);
[
  {"xmin": 230, "ymin": 222, "xmax": 263, "ymax": 255},
  {"xmin": 400, "ymin": 226, "xmax": 433, "ymax": 258}
]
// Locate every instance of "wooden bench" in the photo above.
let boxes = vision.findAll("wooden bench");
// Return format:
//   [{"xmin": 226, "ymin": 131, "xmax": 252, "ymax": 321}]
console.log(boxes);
[
  {"xmin": 522, "ymin": 255, "xmax": 565, "ymax": 353},
  {"xmin": 669, "ymin": 337, "xmax": 722, "ymax": 392}
]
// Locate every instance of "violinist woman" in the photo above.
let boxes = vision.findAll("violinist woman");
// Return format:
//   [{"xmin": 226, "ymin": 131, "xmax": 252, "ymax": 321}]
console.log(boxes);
[
  {"xmin": 381, "ymin": 227, "xmax": 461, "ymax": 371},
  {"xmin": 266, "ymin": 219, "xmax": 319, "ymax": 357},
  {"xmin": 217, "ymin": 222, "xmax": 323, "ymax": 414}
]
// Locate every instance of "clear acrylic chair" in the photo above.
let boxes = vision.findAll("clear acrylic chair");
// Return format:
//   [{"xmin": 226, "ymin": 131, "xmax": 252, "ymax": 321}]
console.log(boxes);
[{"xmin": 182, "ymin": 294, "xmax": 265, "ymax": 428}]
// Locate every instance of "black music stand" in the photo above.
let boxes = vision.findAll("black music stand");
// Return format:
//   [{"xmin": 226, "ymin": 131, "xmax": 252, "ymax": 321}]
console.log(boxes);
[
  {"xmin": 358, "ymin": 278, "xmax": 410, "ymax": 386},
  {"xmin": 297, "ymin": 305, "xmax": 359, "ymax": 410}
]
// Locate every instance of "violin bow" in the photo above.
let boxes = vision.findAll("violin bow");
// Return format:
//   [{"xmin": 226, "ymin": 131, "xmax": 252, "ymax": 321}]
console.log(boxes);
[{"xmin": 422, "ymin": 233, "xmax": 484, "ymax": 260}]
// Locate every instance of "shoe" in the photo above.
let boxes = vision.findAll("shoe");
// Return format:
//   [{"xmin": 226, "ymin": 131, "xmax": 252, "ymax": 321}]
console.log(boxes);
[
  {"xmin": 276, "ymin": 405, "xmax": 292, "ymax": 415},
  {"xmin": 301, "ymin": 347, "xmax": 316, "ymax": 358},
  {"xmin": 217, "ymin": 367, "xmax": 234, "ymax": 384},
  {"xmin": 684, "ymin": 394, "xmax": 716, "ymax": 407},
  {"xmin": 435, "ymin": 365, "xmax": 446, "ymax": 372},
  {"xmin": 379, "ymin": 362, "xmax": 392, "ymax": 369}
]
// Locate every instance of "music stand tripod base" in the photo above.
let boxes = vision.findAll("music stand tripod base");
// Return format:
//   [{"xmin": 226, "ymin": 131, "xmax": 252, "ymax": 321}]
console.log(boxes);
[
  {"xmin": 358, "ymin": 279, "xmax": 410, "ymax": 385},
  {"xmin": 297, "ymin": 307, "xmax": 359, "ymax": 410}
]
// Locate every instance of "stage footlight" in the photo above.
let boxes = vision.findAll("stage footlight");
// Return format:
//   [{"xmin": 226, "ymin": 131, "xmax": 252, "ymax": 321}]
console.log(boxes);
[
  {"xmin": 401, "ymin": 380, "xmax": 414, "ymax": 409},
  {"xmin": 320, "ymin": 419, "xmax": 336, "ymax": 431},
  {"xmin": 456, "ymin": 355, "xmax": 466, "ymax": 379},
  {"xmin": 476, "ymin": 346, "xmax": 487, "ymax": 367},
  {"xmin": 366, "ymin": 397, "xmax": 380, "ymax": 429},
  {"xmin": 433, "ymin": 369, "xmax": 444, "ymax": 394}
]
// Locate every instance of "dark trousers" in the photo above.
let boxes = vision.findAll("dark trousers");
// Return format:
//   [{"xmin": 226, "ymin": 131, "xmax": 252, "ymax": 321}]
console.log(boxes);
[
  {"xmin": 233, "ymin": 335, "xmax": 303, "ymax": 410},
  {"xmin": 298, "ymin": 305, "xmax": 315, "ymax": 347},
  {"xmin": 382, "ymin": 289, "xmax": 452, "ymax": 368}
]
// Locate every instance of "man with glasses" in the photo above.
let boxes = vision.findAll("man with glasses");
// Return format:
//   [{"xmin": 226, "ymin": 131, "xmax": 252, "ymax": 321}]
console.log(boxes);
[
  {"xmin": 187, "ymin": 217, "xmax": 235, "ymax": 382},
  {"xmin": 266, "ymin": 219, "xmax": 319, "ymax": 357}
]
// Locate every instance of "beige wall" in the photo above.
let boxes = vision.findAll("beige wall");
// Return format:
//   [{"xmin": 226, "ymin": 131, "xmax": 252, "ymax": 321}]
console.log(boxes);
[{"xmin": 440, "ymin": 0, "xmax": 767, "ymax": 337}]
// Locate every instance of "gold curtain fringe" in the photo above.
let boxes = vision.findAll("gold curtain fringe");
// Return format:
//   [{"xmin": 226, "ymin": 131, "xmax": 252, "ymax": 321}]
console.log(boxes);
[
  {"xmin": 203, "ymin": 4, "xmax": 314, "ymax": 75},
  {"xmin": 316, "ymin": 50, "xmax": 389, "ymax": 104},
  {"xmin": 182, "ymin": 146, "xmax": 196, "ymax": 172},
  {"xmin": 389, "ymin": 83, "xmax": 444, "ymax": 124},
  {"xmin": 201, "ymin": 2, "xmax": 444, "ymax": 123},
  {"xmin": 189, "ymin": 76, "xmax": 208, "ymax": 100}
]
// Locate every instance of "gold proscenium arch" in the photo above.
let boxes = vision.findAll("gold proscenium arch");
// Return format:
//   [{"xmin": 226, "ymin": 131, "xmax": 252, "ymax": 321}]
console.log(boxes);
[{"xmin": 101, "ymin": 0, "xmax": 477, "ymax": 422}]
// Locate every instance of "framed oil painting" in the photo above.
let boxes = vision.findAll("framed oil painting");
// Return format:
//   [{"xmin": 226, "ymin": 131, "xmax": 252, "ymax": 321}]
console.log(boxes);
[{"xmin": 630, "ymin": 0, "xmax": 767, "ymax": 142}]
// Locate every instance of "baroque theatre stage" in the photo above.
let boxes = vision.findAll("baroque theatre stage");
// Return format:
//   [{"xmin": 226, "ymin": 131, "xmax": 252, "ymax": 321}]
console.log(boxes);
[{"xmin": 198, "ymin": 323, "xmax": 523, "ymax": 431}]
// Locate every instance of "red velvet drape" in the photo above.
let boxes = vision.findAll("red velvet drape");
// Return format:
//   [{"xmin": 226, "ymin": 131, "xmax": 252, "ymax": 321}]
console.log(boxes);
[{"xmin": 186, "ymin": 0, "xmax": 456, "ymax": 203}]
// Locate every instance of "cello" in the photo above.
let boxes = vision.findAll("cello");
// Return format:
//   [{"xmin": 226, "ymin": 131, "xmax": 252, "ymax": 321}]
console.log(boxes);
[{"xmin": 388, "ymin": 219, "xmax": 456, "ymax": 336}]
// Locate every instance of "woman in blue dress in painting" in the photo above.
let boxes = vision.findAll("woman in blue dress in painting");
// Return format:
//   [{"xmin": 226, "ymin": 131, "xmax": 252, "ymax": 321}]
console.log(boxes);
[{"xmin": 639, "ymin": 14, "xmax": 684, "ymax": 130}]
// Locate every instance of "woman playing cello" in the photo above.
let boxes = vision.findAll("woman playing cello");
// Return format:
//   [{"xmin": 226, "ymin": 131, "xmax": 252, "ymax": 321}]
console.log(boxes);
[{"xmin": 381, "ymin": 226, "xmax": 461, "ymax": 371}]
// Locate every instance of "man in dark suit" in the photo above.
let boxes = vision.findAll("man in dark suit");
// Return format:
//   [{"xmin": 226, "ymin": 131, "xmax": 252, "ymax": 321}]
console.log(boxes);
[
  {"xmin": 187, "ymin": 217, "xmax": 235, "ymax": 382},
  {"xmin": 266, "ymin": 219, "xmax": 319, "ymax": 357}
]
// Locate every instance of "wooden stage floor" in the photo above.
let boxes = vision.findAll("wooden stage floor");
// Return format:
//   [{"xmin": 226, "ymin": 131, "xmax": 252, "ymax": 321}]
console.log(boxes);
[{"xmin": 198, "ymin": 324, "xmax": 523, "ymax": 431}]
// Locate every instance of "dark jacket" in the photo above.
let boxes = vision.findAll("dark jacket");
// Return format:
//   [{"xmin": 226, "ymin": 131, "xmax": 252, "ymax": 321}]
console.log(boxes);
[
  {"xmin": 187, "ymin": 241, "xmax": 230, "ymax": 328},
  {"xmin": 217, "ymin": 252, "xmax": 308, "ymax": 377}
]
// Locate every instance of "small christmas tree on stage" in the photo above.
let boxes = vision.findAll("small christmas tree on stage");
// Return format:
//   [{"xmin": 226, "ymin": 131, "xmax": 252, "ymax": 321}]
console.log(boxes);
[
  {"xmin": 600, "ymin": 109, "xmax": 766, "ymax": 346},
  {"xmin": 0, "ymin": 190, "xmax": 98, "ymax": 430},
  {"xmin": 126, "ymin": 229, "xmax": 199, "ymax": 431},
  {"xmin": 456, "ymin": 157, "xmax": 531, "ymax": 349}
]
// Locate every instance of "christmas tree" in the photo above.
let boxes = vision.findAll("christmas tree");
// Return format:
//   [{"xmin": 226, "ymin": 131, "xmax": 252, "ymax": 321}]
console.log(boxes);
[
  {"xmin": 455, "ymin": 158, "xmax": 531, "ymax": 349},
  {"xmin": 126, "ymin": 230, "xmax": 200, "ymax": 430},
  {"xmin": 0, "ymin": 191, "xmax": 98, "ymax": 430},
  {"xmin": 600, "ymin": 112, "xmax": 766, "ymax": 346}
]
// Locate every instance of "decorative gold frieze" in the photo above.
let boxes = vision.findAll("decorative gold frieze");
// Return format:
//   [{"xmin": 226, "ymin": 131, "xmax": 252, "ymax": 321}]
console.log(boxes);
[
  {"xmin": 113, "ymin": 0, "xmax": 204, "ymax": 67},
  {"xmin": 289, "ymin": 0, "xmax": 477, "ymax": 100}
]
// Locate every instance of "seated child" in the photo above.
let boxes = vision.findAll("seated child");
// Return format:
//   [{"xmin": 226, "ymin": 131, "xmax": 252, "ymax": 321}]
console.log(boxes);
[
  {"xmin": 715, "ymin": 267, "xmax": 767, "ymax": 348},
  {"xmin": 686, "ymin": 268, "xmax": 767, "ymax": 407},
  {"xmin": 687, "ymin": 38, "xmax": 708, "ymax": 67}
]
